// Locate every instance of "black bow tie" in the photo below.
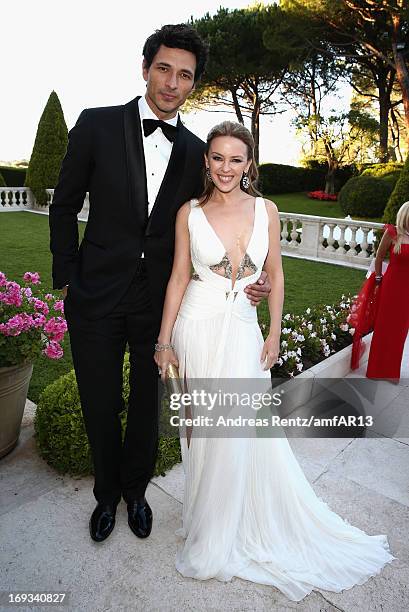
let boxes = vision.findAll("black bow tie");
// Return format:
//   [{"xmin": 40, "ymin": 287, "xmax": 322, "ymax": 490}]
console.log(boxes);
[{"xmin": 142, "ymin": 118, "xmax": 179, "ymax": 143}]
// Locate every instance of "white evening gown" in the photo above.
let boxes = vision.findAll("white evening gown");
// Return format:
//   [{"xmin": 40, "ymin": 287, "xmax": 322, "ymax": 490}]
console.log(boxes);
[{"xmin": 170, "ymin": 197, "xmax": 396, "ymax": 602}]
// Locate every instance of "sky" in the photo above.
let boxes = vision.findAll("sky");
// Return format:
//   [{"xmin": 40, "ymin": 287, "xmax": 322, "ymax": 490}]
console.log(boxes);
[{"xmin": 1, "ymin": 0, "xmax": 305, "ymax": 165}]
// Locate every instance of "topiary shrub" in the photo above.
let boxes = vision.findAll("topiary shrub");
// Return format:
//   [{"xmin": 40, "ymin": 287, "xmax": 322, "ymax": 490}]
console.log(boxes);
[
  {"xmin": 34, "ymin": 353, "xmax": 181, "ymax": 476},
  {"xmin": 338, "ymin": 175, "xmax": 393, "ymax": 218},
  {"xmin": 383, "ymin": 154, "xmax": 409, "ymax": 224},
  {"xmin": 25, "ymin": 91, "xmax": 68, "ymax": 206}
]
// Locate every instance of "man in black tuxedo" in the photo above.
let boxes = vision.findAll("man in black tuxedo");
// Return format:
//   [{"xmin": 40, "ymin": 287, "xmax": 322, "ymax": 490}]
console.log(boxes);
[{"xmin": 49, "ymin": 24, "xmax": 269, "ymax": 543}]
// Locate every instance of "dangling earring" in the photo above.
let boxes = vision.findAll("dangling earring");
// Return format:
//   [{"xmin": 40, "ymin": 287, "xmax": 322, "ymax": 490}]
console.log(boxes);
[
  {"xmin": 206, "ymin": 167, "xmax": 213, "ymax": 183},
  {"xmin": 241, "ymin": 171, "xmax": 250, "ymax": 190}
]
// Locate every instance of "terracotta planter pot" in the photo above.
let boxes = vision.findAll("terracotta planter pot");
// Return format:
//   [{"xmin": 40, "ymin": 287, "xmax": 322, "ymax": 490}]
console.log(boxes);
[{"xmin": 0, "ymin": 362, "xmax": 33, "ymax": 458}]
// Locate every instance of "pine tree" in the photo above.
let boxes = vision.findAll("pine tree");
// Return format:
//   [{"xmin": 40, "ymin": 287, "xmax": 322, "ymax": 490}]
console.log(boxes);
[
  {"xmin": 25, "ymin": 91, "xmax": 68, "ymax": 206},
  {"xmin": 383, "ymin": 154, "xmax": 409, "ymax": 224}
]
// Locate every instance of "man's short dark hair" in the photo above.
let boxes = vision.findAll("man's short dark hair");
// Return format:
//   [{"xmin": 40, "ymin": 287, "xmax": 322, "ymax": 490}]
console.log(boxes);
[{"xmin": 143, "ymin": 24, "xmax": 208, "ymax": 82}]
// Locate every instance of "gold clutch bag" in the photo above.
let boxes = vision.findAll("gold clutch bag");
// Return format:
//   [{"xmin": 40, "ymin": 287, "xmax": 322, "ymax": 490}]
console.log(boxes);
[{"xmin": 164, "ymin": 363, "xmax": 184, "ymax": 396}]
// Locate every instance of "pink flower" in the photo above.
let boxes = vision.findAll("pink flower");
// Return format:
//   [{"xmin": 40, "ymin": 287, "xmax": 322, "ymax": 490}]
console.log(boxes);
[
  {"xmin": 23, "ymin": 287, "xmax": 33, "ymax": 298},
  {"xmin": 0, "ymin": 272, "xmax": 7, "ymax": 287},
  {"xmin": 0, "ymin": 314, "xmax": 34, "ymax": 336},
  {"xmin": 23, "ymin": 272, "xmax": 41, "ymax": 284},
  {"xmin": 45, "ymin": 293, "xmax": 54, "ymax": 301},
  {"xmin": 31, "ymin": 298, "xmax": 49, "ymax": 315},
  {"xmin": 43, "ymin": 340, "xmax": 64, "ymax": 359},
  {"xmin": 0, "ymin": 323, "xmax": 12, "ymax": 336},
  {"xmin": 43, "ymin": 316, "xmax": 67, "ymax": 342},
  {"xmin": 32, "ymin": 313, "xmax": 46, "ymax": 328},
  {"xmin": 0, "ymin": 281, "xmax": 22, "ymax": 307},
  {"xmin": 53, "ymin": 300, "xmax": 64, "ymax": 313}
]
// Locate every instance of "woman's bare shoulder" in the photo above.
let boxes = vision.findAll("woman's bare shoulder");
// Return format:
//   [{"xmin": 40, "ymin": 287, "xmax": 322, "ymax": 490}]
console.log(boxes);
[
  {"xmin": 261, "ymin": 198, "xmax": 279, "ymax": 218},
  {"xmin": 176, "ymin": 201, "xmax": 192, "ymax": 223}
]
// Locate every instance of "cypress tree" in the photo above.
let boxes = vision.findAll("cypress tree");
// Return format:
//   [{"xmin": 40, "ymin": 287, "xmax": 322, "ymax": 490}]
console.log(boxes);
[
  {"xmin": 25, "ymin": 91, "xmax": 68, "ymax": 206},
  {"xmin": 383, "ymin": 154, "xmax": 409, "ymax": 224}
]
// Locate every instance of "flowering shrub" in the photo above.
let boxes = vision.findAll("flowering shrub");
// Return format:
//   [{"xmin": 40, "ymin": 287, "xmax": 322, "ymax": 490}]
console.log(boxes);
[
  {"xmin": 260, "ymin": 295, "xmax": 355, "ymax": 378},
  {"xmin": 307, "ymin": 190, "xmax": 338, "ymax": 201},
  {"xmin": 0, "ymin": 271, "xmax": 67, "ymax": 367}
]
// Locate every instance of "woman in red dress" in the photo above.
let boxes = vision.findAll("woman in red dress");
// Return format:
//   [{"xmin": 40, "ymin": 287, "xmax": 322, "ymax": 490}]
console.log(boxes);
[{"xmin": 365, "ymin": 201, "xmax": 409, "ymax": 381}]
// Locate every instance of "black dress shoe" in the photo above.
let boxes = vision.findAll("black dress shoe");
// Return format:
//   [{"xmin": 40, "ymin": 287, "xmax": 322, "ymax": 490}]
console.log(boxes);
[
  {"xmin": 89, "ymin": 503, "xmax": 117, "ymax": 542},
  {"xmin": 127, "ymin": 499, "xmax": 153, "ymax": 538}
]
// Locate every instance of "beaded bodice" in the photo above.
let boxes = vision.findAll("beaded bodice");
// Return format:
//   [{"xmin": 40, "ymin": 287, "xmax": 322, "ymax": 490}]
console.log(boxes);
[{"xmin": 209, "ymin": 252, "xmax": 257, "ymax": 281}]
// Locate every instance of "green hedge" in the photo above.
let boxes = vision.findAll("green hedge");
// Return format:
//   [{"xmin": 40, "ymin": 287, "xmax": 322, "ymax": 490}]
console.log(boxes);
[
  {"xmin": 383, "ymin": 154, "xmax": 409, "ymax": 224},
  {"xmin": 0, "ymin": 166, "xmax": 27, "ymax": 186},
  {"xmin": 302, "ymin": 159, "xmax": 356, "ymax": 191},
  {"xmin": 34, "ymin": 353, "xmax": 181, "ymax": 476},
  {"xmin": 258, "ymin": 162, "xmax": 355, "ymax": 194},
  {"xmin": 258, "ymin": 163, "xmax": 324, "ymax": 194},
  {"xmin": 339, "ymin": 175, "xmax": 393, "ymax": 218}
]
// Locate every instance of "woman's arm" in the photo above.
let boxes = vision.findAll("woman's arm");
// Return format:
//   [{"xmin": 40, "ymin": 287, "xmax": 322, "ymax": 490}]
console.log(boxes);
[
  {"xmin": 260, "ymin": 200, "xmax": 284, "ymax": 370},
  {"xmin": 154, "ymin": 202, "xmax": 192, "ymax": 377},
  {"xmin": 374, "ymin": 230, "xmax": 393, "ymax": 281}
]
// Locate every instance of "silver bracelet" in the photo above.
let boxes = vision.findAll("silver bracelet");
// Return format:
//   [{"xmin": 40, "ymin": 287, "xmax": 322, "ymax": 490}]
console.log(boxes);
[{"xmin": 155, "ymin": 342, "xmax": 173, "ymax": 352}]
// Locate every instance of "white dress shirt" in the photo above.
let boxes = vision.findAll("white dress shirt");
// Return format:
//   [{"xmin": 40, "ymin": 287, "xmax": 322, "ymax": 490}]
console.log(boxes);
[
  {"xmin": 138, "ymin": 96, "xmax": 178, "ymax": 216},
  {"xmin": 138, "ymin": 96, "xmax": 178, "ymax": 258}
]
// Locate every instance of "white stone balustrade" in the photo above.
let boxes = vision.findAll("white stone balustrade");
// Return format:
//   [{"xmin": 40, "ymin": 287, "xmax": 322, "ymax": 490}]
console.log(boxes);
[
  {"xmin": 0, "ymin": 187, "xmax": 89, "ymax": 219},
  {"xmin": 1, "ymin": 188, "xmax": 383, "ymax": 269},
  {"xmin": 279, "ymin": 212, "xmax": 383, "ymax": 269},
  {"xmin": 0, "ymin": 187, "xmax": 34, "ymax": 210}
]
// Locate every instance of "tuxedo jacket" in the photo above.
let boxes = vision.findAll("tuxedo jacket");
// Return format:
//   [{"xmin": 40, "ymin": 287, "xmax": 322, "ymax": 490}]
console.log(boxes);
[{"xmin": 49, "ymin": 96, "xmax": 205, "ymax": 320}]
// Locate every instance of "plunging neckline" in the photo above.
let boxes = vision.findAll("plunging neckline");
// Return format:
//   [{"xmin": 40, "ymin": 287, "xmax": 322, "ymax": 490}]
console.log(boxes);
[
  {"xmin": 200, "ymin": 195, "xmax": 257, "ymax": 258},
  {"xmin": 199, "ymin": 198, "xmax": 258, "ymax": 289}
]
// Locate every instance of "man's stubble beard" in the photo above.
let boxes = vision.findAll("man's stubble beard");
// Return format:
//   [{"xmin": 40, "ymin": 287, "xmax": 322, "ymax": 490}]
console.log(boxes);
[{"xmin": 147, "ymin": 91, "xmax": 183, "ymax": 118}]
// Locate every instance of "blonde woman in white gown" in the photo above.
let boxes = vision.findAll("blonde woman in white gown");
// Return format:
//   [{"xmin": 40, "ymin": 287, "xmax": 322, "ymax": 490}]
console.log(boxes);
[{"xmin": 154, "ymin": 121, "xmax": 396, "ymax": 602}]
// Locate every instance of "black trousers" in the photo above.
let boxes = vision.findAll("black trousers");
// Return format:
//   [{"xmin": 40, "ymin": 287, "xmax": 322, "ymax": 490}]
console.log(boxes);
[{"xmin": 65, "ymin": 260, "xmax": 161, "ymax": 505}]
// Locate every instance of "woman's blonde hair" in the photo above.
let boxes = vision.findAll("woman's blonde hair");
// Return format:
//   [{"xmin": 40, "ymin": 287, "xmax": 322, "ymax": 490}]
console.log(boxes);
[
  {"xmin": 199, "ymin": 121, "xmax": 261, "ymax": 205},
  {"xmin": 393, "ymin": 201, "xmax": 409, "ymax": 254}
]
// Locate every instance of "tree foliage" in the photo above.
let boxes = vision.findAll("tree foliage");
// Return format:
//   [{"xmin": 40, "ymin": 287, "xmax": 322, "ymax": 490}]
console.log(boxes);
[
  {"xmin": 284, "ymin": 0, "xmax": 409, "ymax": 161},
  {"xmin": 190, "ymin": 5, "xmax": 295, "ymax": 162},
  {"xmin": 25, "ymin": 91, "xmax": 68, "ymax": 206}
]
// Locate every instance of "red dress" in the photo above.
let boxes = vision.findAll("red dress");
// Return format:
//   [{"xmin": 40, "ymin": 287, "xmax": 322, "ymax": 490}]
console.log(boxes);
[{"xmin": 366, "ymin": 224, "xmax": 409, "ymax": 380}]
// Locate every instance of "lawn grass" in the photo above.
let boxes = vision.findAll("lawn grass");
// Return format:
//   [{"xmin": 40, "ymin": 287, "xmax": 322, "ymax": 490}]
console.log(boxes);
[
  {"xmin": 268, "ymin": 192, "xmax": 344, "ymax": 218},
  {"xmin": 1, "ymin": 211, "xmax": 365, "ymax": 403},
  {"xmin": 268, "ymin": 192, "xmax": 382, "ymax": 223}
]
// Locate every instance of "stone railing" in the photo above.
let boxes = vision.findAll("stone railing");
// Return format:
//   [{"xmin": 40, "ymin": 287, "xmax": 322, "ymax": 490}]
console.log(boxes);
[
  {"xmin": 1, "ymin": 188, "xmax": 382, "ymax": 269},
  {"xmin": 280, "ymin": 212, "xmax": 383, "ymax": 269},
  {"xmin": 0, "ymin": 187, "xmax": 89, "ymax": 219},
  {"xmin": 0, "ymin": 187, "xmax": 34, "ymax": 209}
]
